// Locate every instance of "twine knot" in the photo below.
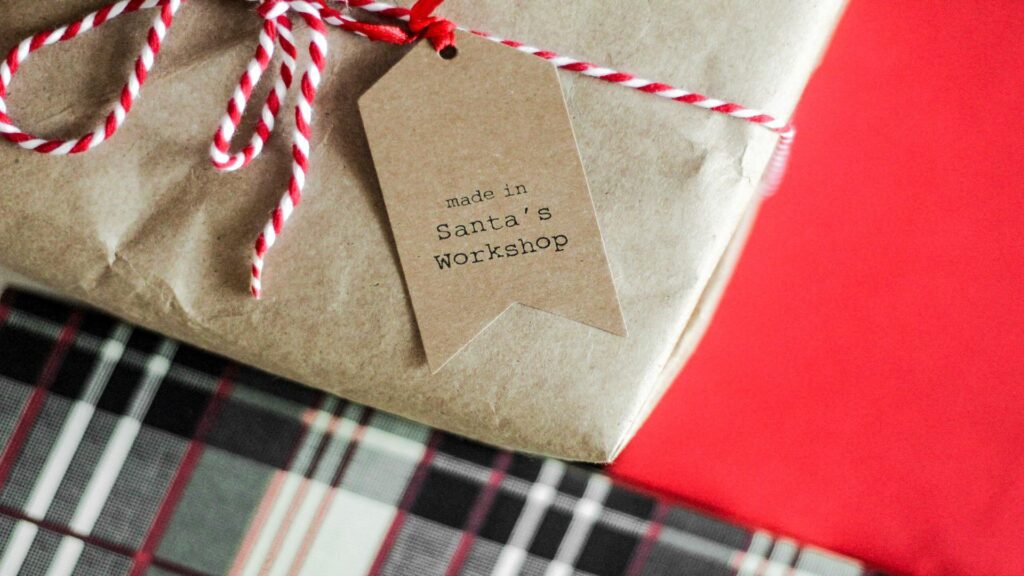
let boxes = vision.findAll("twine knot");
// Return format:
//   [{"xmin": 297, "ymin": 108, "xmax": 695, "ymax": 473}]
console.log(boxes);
[{"xmin": 408, "ymin": 0, "xmax": 457, "ymax": 56}]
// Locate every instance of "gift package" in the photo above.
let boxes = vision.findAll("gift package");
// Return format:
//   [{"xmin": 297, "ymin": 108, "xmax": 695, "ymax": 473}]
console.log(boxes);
[{"xmin": 0, "ymin": 0, "xmax": 845, "ymax": 461}]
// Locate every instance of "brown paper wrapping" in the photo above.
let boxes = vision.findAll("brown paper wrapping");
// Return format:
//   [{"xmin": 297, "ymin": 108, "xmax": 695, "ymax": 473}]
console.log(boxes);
[{"xmin": 0, "ymin": 0, "xmax": 844, "ymax": 461}]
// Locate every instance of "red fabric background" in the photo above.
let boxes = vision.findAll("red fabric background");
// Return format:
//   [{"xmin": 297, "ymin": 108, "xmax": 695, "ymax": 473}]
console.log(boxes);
[{"xmin": 610, "ymin": 3, "xmax": 1024, "ymax": 576}]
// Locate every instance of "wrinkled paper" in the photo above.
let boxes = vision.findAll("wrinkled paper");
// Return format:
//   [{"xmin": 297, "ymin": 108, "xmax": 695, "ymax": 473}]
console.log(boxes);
[{"xmin": 0, "ymin": 0, "xmax": 844, "ymax": 461}]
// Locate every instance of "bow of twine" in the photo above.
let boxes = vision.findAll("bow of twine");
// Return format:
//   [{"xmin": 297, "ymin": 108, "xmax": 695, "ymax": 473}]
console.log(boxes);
[{"xmin": 0, "ymin": 0, "xmax": 795, "ymax": 300}]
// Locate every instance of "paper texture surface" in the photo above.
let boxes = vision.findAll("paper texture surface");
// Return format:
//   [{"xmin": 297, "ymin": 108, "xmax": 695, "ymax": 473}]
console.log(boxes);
[
  {"xmin": 361, "ymin": 31, "xmax": 625, "ymax": 371},
  {"xmin": 0, "ymin": 0, "xmax": 844, "ymax": 461}
]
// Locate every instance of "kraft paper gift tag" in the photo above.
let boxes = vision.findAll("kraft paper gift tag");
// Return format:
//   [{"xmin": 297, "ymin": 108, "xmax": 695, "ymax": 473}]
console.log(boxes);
[
  {"xmin": 0, "ymin": 0, "xmax": 845, "ymax": 461},
  {"xmin": 361, "ymin": 31, "xmax": 625, "ymax": 371}
]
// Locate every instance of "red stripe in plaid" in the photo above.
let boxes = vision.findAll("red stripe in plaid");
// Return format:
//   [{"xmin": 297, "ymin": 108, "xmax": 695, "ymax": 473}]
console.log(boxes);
[
  {"xmin": 0, "ymin": 503, "xmax": 136, "ymax": 558},
  {"xmin": 624, "ymin": 501, "xmax": 668, "ymax": 576},
  {"xmin": 367, "ymin": 430, "xmax": 443, "ymax": 575},
  {"xmin": 0, "ymin": 291, "xmax": 13, "ymax": 328},
  {"xmin": 0, "ymin": 310, "xmax": 82, "ymax": 490},
  {"xmin": 128, "ymin": 364, "xmax": 236, "ymax": 576},
  {"xmin": 227, "ymin": 394, "xmax": 329, "ymax": 575},
  {"xmin": 445, "ymin": 450, "xmax": 513, "ymax": 575},
  {"xmin": 258, "ymin": 399, "xmax": 347, "ymax": 573},
  {"xmin": 0, "ymin": 502, "xmax": 208, "ymax": 576},
  {"xmin": 286, "ymin": 407, "xmax": 374, "ymax": 575}
]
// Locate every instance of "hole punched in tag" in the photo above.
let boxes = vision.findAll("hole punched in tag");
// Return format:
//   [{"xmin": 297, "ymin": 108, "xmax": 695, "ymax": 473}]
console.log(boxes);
[{"xmin": 439, "ymin": 45, "xmax": 458, "ymax": 60}]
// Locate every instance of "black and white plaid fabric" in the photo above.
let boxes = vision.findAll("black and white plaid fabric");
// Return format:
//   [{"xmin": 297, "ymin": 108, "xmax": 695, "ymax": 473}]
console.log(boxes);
[{"xmin": 0, "ymin": 290, "xmax": 878, "ymax": 576}]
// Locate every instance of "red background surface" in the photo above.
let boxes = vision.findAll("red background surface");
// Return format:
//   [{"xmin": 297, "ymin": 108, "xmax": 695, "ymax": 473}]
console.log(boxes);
[{"xmin": 610, "ymin": 3, "xmax": 1024, "ymax": 576}]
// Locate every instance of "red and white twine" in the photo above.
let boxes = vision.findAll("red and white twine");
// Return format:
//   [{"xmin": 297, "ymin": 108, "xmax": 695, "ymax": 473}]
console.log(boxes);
[
  {"xmin": 0, "ymin": 0, "xmax": 183, "ymax": 154},
  {"xmin": 243, "ymin": 1, "xmax": 329, "ymax": 299},
  {"xmin": 0, "ymin": 0, "xmax": 795, "ymax": 299},
  {"xmin": 209, "ymin": 9, "xmax": 296, "ymax": 172}
]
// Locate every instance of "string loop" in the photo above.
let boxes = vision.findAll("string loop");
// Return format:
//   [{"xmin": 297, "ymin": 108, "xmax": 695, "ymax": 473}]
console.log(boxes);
[{"xmin": 0, "ymin": 0, "xmax": 184, "ymax": 155}]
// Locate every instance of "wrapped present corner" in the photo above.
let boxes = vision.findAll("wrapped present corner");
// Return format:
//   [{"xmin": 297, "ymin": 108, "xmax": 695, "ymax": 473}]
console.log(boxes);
[{"xmin": 0, "ymin": 0, "xmax": 845, "ymax": 461}]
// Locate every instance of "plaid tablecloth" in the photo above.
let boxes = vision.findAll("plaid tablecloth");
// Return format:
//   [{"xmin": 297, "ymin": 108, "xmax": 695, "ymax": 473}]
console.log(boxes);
[{"xmin": 0, "ymin": 290, "xmax": 875, "ymax": 576}]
